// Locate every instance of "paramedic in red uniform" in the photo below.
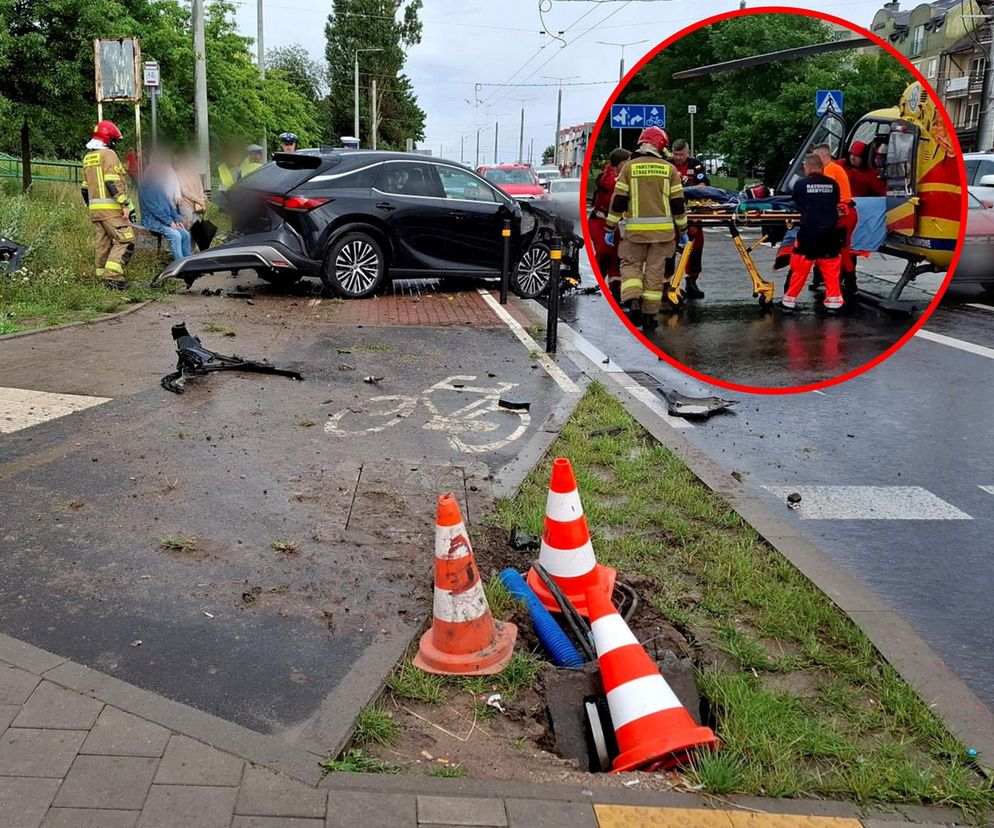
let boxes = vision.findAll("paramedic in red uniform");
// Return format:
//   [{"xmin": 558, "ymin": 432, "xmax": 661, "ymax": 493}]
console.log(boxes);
[
  {"xmin": 840, "ymin": 140, "xmax": 886, "ymax": 197},
  {"xmin": 781, "ymin": 153, "xmax": 844, "ymax": 312},
  {"xmin": 589, "ymin": 148, "xmax": 631, "ymax": 302},
  {"xmin": 669, "ymin": 139, "xmax": 708, "ymax": 299}
]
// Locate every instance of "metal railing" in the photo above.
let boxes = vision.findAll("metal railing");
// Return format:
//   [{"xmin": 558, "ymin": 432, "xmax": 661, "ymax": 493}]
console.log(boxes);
[{"xmin": 0, "ymin": 154, "xmax": 84, "ymax": 185}]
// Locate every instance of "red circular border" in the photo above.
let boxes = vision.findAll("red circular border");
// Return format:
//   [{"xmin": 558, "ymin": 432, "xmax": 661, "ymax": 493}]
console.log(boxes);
[{"xmin": 580, "ymin": 5, "xmax": 968, "ymax": 395}]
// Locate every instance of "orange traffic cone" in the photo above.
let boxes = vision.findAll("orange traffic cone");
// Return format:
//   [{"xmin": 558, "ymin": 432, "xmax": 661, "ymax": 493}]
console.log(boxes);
[
  {"xmin": 413, "ymin": 492, "xmax": 517, "ymax": 676},
  {"xmin": 586, "ymin": 583, "xmax": 720, "ymax": 772},
  {"xmin": 526, "ymin": 458, "xmax": 616, "ymax": 617}
]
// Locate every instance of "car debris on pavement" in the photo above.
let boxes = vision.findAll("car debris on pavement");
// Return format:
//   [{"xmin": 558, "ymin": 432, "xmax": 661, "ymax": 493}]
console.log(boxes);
[{"xmin": 658, "ymin": 389, "xmax": 737, "ymax": 419}]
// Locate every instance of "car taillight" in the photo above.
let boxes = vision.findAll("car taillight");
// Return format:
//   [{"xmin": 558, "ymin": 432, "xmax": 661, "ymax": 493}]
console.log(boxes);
[
  {"xmin": 284, "ymin": 196, "xmax": 330, "ymax": 210},
  {"xmin": 261, "ymin": 195, "xmax": 330, "ymax": 211}
]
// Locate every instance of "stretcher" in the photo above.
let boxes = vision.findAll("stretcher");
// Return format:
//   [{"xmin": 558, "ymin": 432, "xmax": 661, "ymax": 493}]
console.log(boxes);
[{"xmin": 663, "ymin": 193, "xmax": 801, "ymax": 309}]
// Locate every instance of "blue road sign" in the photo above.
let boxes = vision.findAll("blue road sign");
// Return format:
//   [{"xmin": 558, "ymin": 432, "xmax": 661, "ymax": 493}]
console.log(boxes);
[
  {"xmin": 610, "ymin": 104, "xmax": 666, "ymax": 129},
  {"xmin": 815, "ymin": 89, "xmax": 844, "ymax": 116}
]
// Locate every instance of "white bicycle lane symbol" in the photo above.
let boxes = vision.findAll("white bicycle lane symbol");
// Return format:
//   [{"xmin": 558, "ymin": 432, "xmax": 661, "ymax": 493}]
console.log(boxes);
[{"xmin": 324, "ymin": 375, "xmax": 531, "ymax": 454}]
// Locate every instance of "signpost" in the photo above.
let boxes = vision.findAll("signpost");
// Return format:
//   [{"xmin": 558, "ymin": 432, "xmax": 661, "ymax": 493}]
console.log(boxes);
[
  {"xmin": 94, "ymin": 38, "xmax": 143, "ymax": 173},
  {"xmin": 143, "ymin": 60, "xmax": 161, "ymax": 149},
  {"xmin": 815, "ymin": 89, "xmax": 844, "ymax": 116},
  {"xmin": 610, "ymin": 104, "xmax": 666, "ymax": 147},
  {"xmin": 688, "ymin": 104, "xmax": 698, "ymax": 157}
]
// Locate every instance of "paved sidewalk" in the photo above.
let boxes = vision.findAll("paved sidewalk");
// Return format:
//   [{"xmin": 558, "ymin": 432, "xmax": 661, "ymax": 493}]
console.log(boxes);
[{"xmin": 0, "ymin": 636, "xmax": 963, "ymax": 827}]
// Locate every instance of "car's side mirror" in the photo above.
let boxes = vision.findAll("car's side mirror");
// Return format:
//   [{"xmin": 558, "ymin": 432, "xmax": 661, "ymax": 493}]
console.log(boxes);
[
  {"xmin": 541, "ymin": 181, "xmax": 550, "ymax": 191},
  {"xmin": 979, "ymin": 174, "xmax": 994, "ymax": 187}
]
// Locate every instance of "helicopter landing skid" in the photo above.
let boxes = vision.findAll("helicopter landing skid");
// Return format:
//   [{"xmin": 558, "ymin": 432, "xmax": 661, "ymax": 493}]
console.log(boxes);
[{"xmin": 857, "ymin": 251, "xmax": 934, "ymax": 316}]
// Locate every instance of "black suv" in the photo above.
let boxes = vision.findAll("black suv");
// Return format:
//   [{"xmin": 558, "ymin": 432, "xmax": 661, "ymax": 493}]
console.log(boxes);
[{"xmin": 158, "ymin": 150, "xmax": 580, "ymax": 299}]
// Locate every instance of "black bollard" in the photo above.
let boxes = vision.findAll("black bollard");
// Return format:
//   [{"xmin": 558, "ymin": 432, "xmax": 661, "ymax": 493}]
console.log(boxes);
[
  {"xmin": 546, "ymin": 236, "xmax": 562, "ymax": 354},
  {"xmin": 499, "ymin": 218, "xmax": 511, "ymax": 305}
]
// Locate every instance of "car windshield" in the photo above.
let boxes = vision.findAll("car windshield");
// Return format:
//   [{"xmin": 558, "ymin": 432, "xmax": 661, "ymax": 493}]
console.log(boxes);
[
  {"xmin": 549, "ymin": 179, "xmax": 580, "ymax": 193},
  {"xmin": 484, "ymin": 168, "xmax": 535, "ymax": 185},
  {"xmin": 969, "ymin": 191, "xmax": 985, "ymax": 210}
]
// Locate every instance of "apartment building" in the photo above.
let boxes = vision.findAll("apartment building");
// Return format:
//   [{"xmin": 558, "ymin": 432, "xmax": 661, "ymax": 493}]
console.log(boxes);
[{"xmin": 556, "ymin": 122, "xmax": 594, "ymax": 177}]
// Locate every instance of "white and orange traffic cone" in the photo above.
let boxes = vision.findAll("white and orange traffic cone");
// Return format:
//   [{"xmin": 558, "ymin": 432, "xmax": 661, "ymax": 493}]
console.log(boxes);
[
  {"xmin": 526, "ymin": 458, "xmax": 616, "ymax": 617},
  {"xmin": 586, "ymin": 583, "xmax": 720, "ymax": 772},
  {"xmin": 413, "ymin": 492, "xmax": 517, "ymax": 676}
]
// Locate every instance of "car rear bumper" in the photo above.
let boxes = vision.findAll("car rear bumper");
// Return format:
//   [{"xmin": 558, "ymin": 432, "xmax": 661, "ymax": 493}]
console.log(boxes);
[{"xmin": 154, "ymin": 232, "xmax": 319, "ymax": 286}]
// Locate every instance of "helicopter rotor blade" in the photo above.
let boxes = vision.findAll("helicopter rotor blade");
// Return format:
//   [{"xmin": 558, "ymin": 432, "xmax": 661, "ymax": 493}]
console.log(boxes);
[{"xmin": 672, "ymin": 38, "xmax": 874, "ymax": 80}]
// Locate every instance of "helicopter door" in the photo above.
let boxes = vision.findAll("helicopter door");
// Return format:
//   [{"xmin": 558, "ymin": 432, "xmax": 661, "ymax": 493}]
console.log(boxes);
[
  {"xmin": 775, "ymin": 111, "xmax": 847, "ymax": 195},
  {"xmin": 882, "ymin": 123, "xmax": 919, "ymax": 238}
]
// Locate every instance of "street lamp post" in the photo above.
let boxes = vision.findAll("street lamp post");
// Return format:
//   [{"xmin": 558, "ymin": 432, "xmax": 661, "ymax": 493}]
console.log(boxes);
[
  {"xmin": 354, "ymin": 48, "xmax": 383, "ymax": 147},
  {"xmin": 542, "ymin": 76, "xmax": 579, "ymax": 169}
]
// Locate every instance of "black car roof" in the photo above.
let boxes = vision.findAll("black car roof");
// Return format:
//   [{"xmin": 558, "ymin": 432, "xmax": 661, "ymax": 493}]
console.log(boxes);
[{"xmin": 301, "ymin": 149, "xmax": 467, "ymax": 168}]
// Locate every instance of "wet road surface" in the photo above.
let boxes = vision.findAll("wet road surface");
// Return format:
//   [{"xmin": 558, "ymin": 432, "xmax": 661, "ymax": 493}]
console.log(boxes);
[
  {"xmin": 558, "ymin": 268, "xmax": 994, "ymax": 711},
  {"xmin": 0, "ymin": 279, "xmax": 569, "ymax": 740},
  {"xmin": 605, "ymin": 227, "xmax": 942, "ymax": 388}
]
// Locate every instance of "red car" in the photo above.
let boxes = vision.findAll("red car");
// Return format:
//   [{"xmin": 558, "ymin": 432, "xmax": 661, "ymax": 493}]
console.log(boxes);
[
  {"xmin": 477, "ymin": 164, "xmax": 547, "ymax": 201},
  {"xmin": 956, "ymin": 189, "xmax": 994, "ymax": 295}
]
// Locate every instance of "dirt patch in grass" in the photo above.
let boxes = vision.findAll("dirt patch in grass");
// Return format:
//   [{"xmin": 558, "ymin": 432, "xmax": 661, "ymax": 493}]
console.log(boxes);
[{"xmin": 331, "ymin": 384, "xmax": 992, "ymax": 821}]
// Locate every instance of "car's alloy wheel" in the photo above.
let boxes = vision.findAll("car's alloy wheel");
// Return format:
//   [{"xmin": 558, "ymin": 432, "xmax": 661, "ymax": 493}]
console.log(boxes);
[
  {"xmin": 513, "ymin": 243, "xmax": 552, "ymax": 298},
  {"xmin": 322, "ymin": 232, "xmax": 386, "ymax": 298}
]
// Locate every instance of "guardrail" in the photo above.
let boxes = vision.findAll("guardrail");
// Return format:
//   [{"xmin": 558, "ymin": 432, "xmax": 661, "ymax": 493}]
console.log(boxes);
[{"xmin": 0, "ymin": 154, "xmax": 84, "ymax": 185}]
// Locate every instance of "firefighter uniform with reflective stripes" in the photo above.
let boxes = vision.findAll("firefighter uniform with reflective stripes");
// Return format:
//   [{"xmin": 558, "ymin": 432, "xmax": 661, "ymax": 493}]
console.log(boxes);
[
  {"xmin": 81, "ymin": 147, "xmax": 134, "ymax": 281},
  {"xmin": 605, "ymin": 155, "xmax": 688, "ymax": 316}
]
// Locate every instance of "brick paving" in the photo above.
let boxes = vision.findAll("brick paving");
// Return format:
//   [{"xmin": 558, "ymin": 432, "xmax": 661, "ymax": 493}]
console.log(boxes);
[
  {"xmin": 0, "ymin": 640, "xmax": 960, "ymax": 828},
  {"xmin": 299, "ymin": 284, "xmax": 505, "ymax": 328}
]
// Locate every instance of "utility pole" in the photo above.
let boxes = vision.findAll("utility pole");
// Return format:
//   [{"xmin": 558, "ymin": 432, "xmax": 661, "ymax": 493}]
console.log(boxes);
[
  {"xmin": 371, "ymin": 79, "xmax": 378, "ymax": 150},
  {"xmin": 598, "ymin": 41, "xmax": 648, "ymax": 149},
  {"xmin": 977, "ymin": 13, "xmax": 994, "ymax": 151},
  {"xmin": 529, "ymin": 138, "xmax": 534, "ymax": 166},
  {"xmin": 257, "ymin": 0, "xmax": 266, "ymax": 160},
  {"xmin": 510, "ymin": 96, "xmax": 535, "ymax": 165},
  {"xmin": 193, "ymin": 0, "xmax": 210, "ymax": 189},
  {"xmin": 543, "ymin": 75, "xmax": 579, "ymax": 168},
  {"xmin": 460, "ymin": 135, "xmax": 464, "ymax": 163},
  {"xmin": 354, "ymin": 48, "xmax": 383, "ymax": 147},
  {"xmin": 475, "ymin": 128, "xmax": 481, "ymax": 168},
  {"xmin": 494, "ymin": 118, "xmax": 499, "ymax": 164}
]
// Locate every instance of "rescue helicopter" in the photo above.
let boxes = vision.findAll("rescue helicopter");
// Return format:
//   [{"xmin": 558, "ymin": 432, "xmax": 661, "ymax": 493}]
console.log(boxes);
[{"xmin": 664, "ymin": 37, "xmax": 963, "ymax": 313}]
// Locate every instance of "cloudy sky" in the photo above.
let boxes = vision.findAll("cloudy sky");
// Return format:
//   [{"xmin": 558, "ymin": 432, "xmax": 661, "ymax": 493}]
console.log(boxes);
[{"xmin": 232, "ymin": 0, "xmax": 881, "ymax": 161}]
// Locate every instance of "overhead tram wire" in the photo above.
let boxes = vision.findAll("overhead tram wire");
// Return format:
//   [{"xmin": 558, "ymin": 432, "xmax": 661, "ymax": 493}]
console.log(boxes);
[{"xmin": 484, "ymin": 0, "xmax": 636, "ymax": 109}]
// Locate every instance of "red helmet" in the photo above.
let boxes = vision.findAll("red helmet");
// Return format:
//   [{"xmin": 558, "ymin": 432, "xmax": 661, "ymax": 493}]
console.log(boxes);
[
  {"xmin": 636, "ymin": 126, "xmax": 669, "ymax": 151},
  {"xmin": 92, "ymin": 120, "xmax": 123, "ymax": 146}
]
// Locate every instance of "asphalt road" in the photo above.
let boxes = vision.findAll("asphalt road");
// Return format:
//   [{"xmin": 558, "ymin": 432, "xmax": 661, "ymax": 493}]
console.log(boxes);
[
  {"xmin": 601, "ymin": 227, "xmax": 941, "ymax": 389},
  {"xmin": 559, "ymin": 262, "xmax": 994, "ymax": 712}
]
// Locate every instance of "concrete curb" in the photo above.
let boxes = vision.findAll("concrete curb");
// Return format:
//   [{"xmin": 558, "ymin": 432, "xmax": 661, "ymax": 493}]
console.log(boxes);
[
  {"xmin": 507, "ymin": 295, "xmax": 994, "ymax": 770},
  {"xmin": 0, "ymin": 298, "xmax": 154, "ymax": 341}
]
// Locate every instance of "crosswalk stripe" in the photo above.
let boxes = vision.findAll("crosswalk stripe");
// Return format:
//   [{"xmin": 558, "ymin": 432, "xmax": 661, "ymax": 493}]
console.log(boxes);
[
  {"xmin": 0, "ymin": 387, "xmax": 110, "ymax": 435},
  {"xmin": 761, "ymin": 485, "xmax": 972, "ymax": 520},
  {"xmin": 915, "ymin": 328, "xmax": 994, "ymax": 360}
]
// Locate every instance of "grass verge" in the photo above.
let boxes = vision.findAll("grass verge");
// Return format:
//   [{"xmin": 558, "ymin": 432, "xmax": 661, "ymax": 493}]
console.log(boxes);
[
  {"xmin": 0, "ymin": 180, "xmax": 181, "ymax": 334},
  {"xmin": 495, "ymin": 383, "xmax": 992, "ymax": 818}
]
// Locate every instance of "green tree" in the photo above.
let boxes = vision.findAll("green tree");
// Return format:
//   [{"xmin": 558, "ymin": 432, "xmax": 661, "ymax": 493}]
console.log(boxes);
[
  {"xmin": 267, "ymin": 44, "xmax": 326, "ymax": 103},
  {"xmin": 324, "ymin": 0, "xmax": 425, "ymax": 149},
  {"xmin": 543, "ymin": 144, "xmax": 555, "ymax": 163},
  {"xmin": 591, "ymin": 15, "xmax": 909, "ymax": 187}
]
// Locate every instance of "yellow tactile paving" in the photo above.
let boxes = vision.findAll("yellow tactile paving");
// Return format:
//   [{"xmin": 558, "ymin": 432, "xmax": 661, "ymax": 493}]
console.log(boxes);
[{"xmin": 594, "ymin": 805, "xmax": 862, "ymax": 828}]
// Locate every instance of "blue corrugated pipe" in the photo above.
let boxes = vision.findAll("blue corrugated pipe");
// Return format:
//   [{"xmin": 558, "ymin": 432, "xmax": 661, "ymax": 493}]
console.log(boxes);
[{"xmin": 500, "ymin": 568, "xmax": 584, "ymax": 668}]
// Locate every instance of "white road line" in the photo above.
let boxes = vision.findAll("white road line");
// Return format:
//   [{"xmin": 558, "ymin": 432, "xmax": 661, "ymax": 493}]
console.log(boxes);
[
  {"xmin": 966, "ymin": 303, "xmax": 994, "ymax": 313},
  {"xmin": 915, "ymin": 329, "xmax": 994, "ymax": 360},
  {"xmin": 980, "ymin": 486, "xmax": 994, "ymax": 496},
  {"xmin": 762, "ymin": 485, "xmax": 972, "ymax": 520},
  {"xmin": 0, "ymin": 387, "xmax": 110, "ymax": 435},
  {"xmin": 477, "ymin": 290, "xmax": 580, "ymax": 394},
  {"xmin": 554, "ymin": 322, "xmax": 694, "ymax": 430}
]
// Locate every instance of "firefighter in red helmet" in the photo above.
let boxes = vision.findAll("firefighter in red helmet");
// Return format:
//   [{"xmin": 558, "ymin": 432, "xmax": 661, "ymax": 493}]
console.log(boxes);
[
  {"xmin": 604, "ymin": 126, "xmax": 688, "ymax": 332},
  {"xmin": 80, "ymin": 120, "xmax": 134, "ymax": 288}
]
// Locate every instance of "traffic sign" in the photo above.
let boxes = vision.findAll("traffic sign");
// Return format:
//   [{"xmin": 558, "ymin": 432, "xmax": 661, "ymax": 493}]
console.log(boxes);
[
  {"xmin": 610, "ymin": 104, "xmax": 666, "ymax": 129},
  {"xmin": 687, "ymin": 105, "xmax": 698, "ymax": 114},
  {"xmin": 815, "ymin": 89, "xmax": 843, "ymax": 116},
  {"xmin": 143, "ymin": 60, "xmax": 160, "ymax": 87}
]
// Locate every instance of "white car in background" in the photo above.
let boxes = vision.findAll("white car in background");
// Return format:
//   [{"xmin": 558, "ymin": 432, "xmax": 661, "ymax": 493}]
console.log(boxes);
[
  {"xmin": 535, "ymin": 165, "xmax": 562, "ymax": 187},
  {"xmin": 964, "ymin": 152, "xmax": 994, "ymax": 201}
]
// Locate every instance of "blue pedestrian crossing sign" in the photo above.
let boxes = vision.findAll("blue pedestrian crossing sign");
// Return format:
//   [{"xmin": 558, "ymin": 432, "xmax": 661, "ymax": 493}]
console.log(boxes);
[
  {"xmin": 815, "ymin": 89, "xmax": 844, "ymax": 116},
  {"xmin": 610, "ymin": 104, "xmax": 666, "ymax": 129}
]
